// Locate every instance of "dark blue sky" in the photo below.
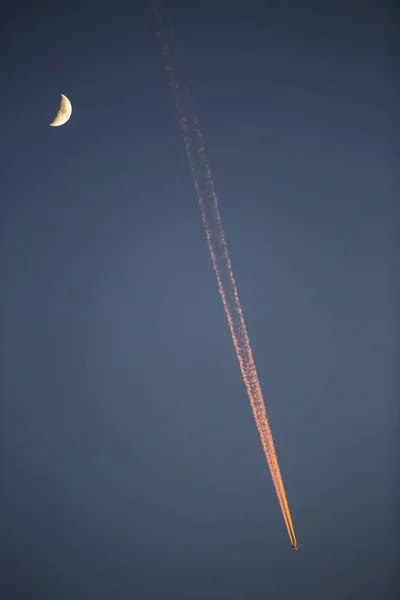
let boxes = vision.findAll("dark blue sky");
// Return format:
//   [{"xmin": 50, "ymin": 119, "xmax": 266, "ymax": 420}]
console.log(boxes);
[{"xmin": 1, "ymin": 1, "xmax": 395, "ymax": 598}]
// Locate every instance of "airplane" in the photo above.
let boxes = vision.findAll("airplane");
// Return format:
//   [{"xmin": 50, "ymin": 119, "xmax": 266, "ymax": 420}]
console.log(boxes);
[{"xmin": 291, "ymin": 543, "xmax": 301, "ymax": 551}]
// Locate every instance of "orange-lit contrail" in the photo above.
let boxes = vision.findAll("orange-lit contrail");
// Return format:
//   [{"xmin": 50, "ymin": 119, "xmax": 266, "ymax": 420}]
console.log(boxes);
[{"xmin": 152, "ymin": 1, "xmax": 298, "ymax": 548}]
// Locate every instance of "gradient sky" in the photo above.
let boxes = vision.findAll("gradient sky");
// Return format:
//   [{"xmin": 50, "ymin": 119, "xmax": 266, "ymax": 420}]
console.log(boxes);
[{"xmin": 1, "ymin": 1, "xmax": 395, "ymax": 598}]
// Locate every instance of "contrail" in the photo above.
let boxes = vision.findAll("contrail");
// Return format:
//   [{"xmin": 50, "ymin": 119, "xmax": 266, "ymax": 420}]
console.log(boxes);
[{"xmin": 151, "ymin": 1, "xmax": 298, "ymax": 548}]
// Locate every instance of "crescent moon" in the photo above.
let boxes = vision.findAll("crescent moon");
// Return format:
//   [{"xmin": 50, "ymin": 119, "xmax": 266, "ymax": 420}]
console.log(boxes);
[{"xmin": 50, "ymin": 94, "xmax": 72, "ymax": 127}]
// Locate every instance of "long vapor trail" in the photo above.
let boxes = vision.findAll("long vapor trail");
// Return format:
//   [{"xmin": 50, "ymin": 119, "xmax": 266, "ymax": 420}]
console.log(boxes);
[{"xmin": 151, "ymin": 1, "xmax": 298, "ymax": 548}]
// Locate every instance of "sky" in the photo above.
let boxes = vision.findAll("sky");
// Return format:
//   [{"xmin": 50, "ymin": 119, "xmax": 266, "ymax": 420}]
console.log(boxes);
[{"xmin": 1, "ymin": 0, "xmax": 396, "ymax": 598}]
